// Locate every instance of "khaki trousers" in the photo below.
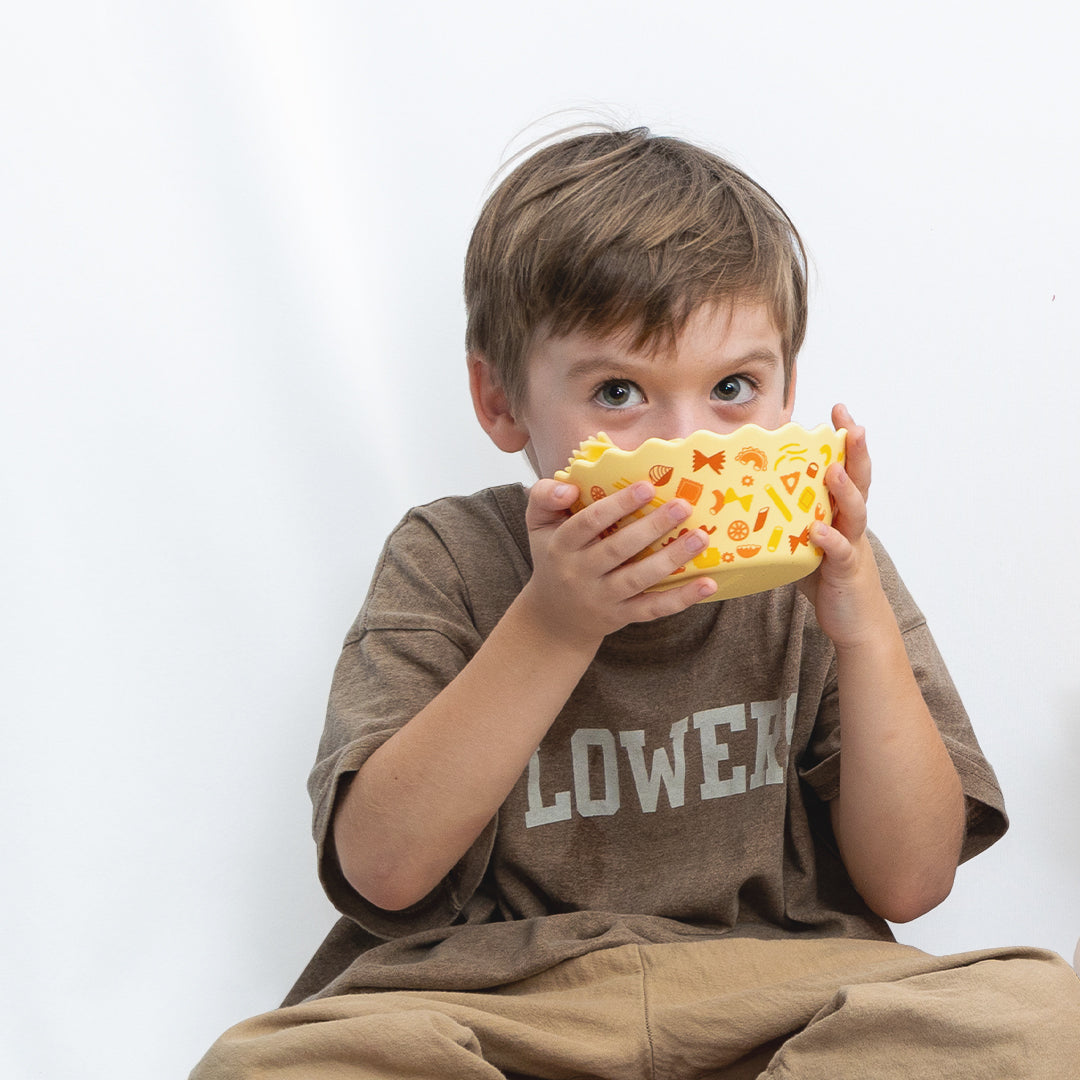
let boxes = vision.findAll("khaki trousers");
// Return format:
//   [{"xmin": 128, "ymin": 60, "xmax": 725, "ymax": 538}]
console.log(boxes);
[{"xmin": 191, "ymin": 936, "xmax": 1080, "ymax": 1079}]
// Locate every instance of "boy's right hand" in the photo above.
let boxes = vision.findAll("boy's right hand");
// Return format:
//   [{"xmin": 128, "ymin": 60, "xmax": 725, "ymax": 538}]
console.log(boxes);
[
  {"xmin": 518, "ymin": 478, "xmax": 718, "ymax": 650},
  {"xmin": 337, "ymin": 478, "xmax": 714, "ymax": 912}
]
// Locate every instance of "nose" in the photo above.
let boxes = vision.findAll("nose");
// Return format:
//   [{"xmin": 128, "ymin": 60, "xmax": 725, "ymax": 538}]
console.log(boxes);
[{"xmin": 653, "ymin": 404, "xmax": 736, "ymax": 441}]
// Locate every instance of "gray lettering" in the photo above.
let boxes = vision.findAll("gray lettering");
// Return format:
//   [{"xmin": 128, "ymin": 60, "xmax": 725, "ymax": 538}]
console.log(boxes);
[
  {"xmin": 524, "ymin": 749, "xmax": 572, "ymax": 828},
  {"xmin": 694, "ymin": 706, "xmax": 746, "ymax": 799},
  {"xmin": 571, "ymin": 728, "xmax": 620, "ymax": 816},
  {"xmin": 749, "ymin": 698, "xmax": 786, "ymax": 789},
  {"xmin": 619, "ymin": 718, "xmax": 688, "ymax": 812}
]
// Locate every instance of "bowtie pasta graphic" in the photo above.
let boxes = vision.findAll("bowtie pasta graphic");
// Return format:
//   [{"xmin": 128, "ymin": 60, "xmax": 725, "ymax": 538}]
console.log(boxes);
[{"xmin": 554, "ymin": 423, "xmax": 847, "ymax": 601}]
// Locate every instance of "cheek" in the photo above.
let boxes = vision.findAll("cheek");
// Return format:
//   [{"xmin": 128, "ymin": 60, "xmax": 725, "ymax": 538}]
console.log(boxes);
[
  {"xmin": 529, "ymin": 430, "xmax": 577, "ymax": 478},
  {"xmin": 767, "ymin": 383, "xmax": 796, "ymax": 426}
]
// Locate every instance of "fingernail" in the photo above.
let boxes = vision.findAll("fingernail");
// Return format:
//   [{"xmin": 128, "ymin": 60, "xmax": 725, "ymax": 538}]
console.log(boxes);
[
  {"xmin": 553, "ymin": 483, "xmax": 573, "ymax": 499},
  {"xmin": 685, "ymin": 530, "xmax": 707, "ymax": 553},
  {"xmin": 631, "ymin": 481, "xmax": 653, "ymax": 501}
]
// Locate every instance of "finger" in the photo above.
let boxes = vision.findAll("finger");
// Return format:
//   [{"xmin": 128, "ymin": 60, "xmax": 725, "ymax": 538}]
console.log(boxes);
[
  {"xmin": 810, "ymin": 517, "xmax": 851, "ymax": 563},
  {"xmin": 609, "ymin": 523, "xmax": 711, "ymax": 594},
  {"xmin": 587, "ymin": 499, "xmax": 697, "ymax": 573},
  {"xmin": 832, "ymin": 403, "xmax": 871, "ymax": 502},
  {"xmin": 525, "ymin": 479, "xmax": 580, "ymax": 529},
  {"xmin": 619, "ymin": 573, "xmax": 718, "ymax": 622},
  {"xmin": 823, "ymin": 462, "xmax": 867, "ymax": 541},
  {"xmin": 565, "ymin": 503, "xmax": 694, "ymax": 587},
  {"xmin": 561, "ymin": 482, "xmax": 681, "ymax": 553}
]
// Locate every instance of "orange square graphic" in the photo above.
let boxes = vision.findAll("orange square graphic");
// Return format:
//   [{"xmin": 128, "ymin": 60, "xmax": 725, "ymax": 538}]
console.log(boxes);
[{"xmin": 675, "ymin": 477, "xmax": 704, "ymax": 505}]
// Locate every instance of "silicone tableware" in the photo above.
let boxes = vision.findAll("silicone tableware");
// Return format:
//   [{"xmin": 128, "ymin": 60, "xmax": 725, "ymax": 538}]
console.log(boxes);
[{"xmin": 554, "ymin": 422, "xmax": 847, "ymax": 602}]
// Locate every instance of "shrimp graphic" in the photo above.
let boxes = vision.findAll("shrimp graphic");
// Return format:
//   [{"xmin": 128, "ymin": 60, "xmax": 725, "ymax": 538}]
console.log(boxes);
[{"xmin": 734, "ymin": 446, "xmax": 768, "ymax": 472}]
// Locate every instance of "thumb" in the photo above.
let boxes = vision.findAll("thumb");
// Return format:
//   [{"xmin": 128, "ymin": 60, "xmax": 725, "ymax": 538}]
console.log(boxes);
[{"xmin": 526, "ymin": 479, "xmax": 579, "ymax": 529}]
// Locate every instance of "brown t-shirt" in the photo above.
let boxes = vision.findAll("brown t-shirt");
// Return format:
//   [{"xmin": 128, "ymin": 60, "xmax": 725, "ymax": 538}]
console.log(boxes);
[{"xmin": 285, "ymin": 484, "xmax": 1007, "ymax": 1003}]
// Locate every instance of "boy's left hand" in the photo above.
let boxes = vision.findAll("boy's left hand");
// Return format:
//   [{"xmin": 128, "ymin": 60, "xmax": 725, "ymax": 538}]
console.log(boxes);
[
  {"xmin": 798, "ymin": 403, "xmax": 891, "ymax": 648},
  {"xmin": 800, "ymin": 403, "xmax": 966, "ymax": 922}
]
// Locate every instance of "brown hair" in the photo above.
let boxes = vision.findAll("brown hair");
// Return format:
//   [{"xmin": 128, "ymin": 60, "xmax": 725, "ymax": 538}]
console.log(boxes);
[{"xmin": 464, "ymin": 127, "xmax": 808, "ymax": 410}]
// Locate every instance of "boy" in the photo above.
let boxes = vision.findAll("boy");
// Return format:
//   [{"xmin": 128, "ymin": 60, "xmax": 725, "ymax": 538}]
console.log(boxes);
[{"xmin": 193, "ymin": 128, "xmax": 1080, "ymax": 1078}]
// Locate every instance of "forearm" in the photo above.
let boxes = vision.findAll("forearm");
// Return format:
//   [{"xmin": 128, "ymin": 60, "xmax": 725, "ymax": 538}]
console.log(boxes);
[
  {"xmin": 807, "ymin": 409, "xmax": 965, "ymax": 922},
  {"xmin": 333, "ymin": 588, "xmax": 598, "ymax": 911},
  {"xmin": 829, "ymin": 603, "xmax": 966, "ymax": 923},
  {"xmin": 334, "ymin": 479, "xmax": 713, "ymax": 912}
]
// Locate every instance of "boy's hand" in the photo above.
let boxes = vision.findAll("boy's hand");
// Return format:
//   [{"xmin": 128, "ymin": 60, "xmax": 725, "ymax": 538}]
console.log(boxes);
[
  {"xmin": 520, "ymin": 479, "xmax": 717, "ymax": 650},
  {"xmin": 799, "ymin": 403, "xmax": 892, "ymax": 648}
]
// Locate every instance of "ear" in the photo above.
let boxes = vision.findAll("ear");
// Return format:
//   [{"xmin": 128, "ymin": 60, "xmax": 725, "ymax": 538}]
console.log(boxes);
[{"xmin": 468, "ymin": 354, "xmax": 531, "ymax": 453}]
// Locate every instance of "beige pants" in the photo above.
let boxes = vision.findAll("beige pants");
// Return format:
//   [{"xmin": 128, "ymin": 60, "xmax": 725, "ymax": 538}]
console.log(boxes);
[{"xmin": 191, "ymin": 937, "xmax": 1080, "ymax": 1079}]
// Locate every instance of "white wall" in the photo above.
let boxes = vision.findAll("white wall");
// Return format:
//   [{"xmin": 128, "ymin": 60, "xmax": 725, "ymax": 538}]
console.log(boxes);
[{"xmin": 3, "ymin": 2, "xmax": 1077, "ymax": 1077}]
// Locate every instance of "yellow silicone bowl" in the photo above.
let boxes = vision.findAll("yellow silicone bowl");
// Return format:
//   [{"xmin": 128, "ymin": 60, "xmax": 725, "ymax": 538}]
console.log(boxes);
[{"xmin": 554, "ymin": 422, "xmax": 847, "ymax": 601}]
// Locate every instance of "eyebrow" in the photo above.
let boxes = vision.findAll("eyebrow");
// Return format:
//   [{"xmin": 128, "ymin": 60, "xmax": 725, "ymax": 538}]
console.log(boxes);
[
  {"xmin": 726, "ymin": 348, "xmax": 784, "ymax": 367},
  {"xmin": 564, "ymin": 348, "xmax": 782, "ymax": 381},
  {"xmin": 564, "ymin": 355, "xmax": 634, "ymax": 381}
]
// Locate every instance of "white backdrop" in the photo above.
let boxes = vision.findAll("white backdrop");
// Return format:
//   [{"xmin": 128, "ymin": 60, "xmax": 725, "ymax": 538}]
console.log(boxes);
[{"xmin": 3, "ymin": 2, "xmax": 1078, "ymax": 1077}]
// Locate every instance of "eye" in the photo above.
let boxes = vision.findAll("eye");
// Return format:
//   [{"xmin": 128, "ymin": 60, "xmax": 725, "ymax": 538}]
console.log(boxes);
[
  {"xmin": 712, "ymin": 375, "xmax": 756, "ymax": 404},
  {"xmin": 593, "ymin": 380, "xmax": 644, "ymax": 409}
]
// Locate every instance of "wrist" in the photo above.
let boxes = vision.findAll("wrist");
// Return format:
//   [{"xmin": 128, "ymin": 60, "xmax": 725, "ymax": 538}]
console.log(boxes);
[
  {"xmin": 510, "ymin": 581, "xmax": 606, "ymax": 664},
  {"xmin": 829, "ymin": 592, "xmax": 906, "ymax": 663},
  {"xmin": 825, "ymin": 581, "xmax": 900, "ymax": 655}
]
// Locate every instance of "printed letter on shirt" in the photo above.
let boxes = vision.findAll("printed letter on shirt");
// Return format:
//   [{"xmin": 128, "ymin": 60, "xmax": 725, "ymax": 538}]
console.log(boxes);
[
  {"xmin": 619, "ymin": 718, "xmax": 689, "ymax": 812},
  {"xmin": 694, "ymin": 706, "xmax": 747, "ymax": 799},
  {"xmin": 749, "ymin": 698, "xmax": 788, "ymax": 789},
  {"xmin": 524, "ymin": 749, "xmax": 572, "ymax": 828},
  {"xmin": 571, "ymin": 729, "xmax": 621, "ymax": 817}
]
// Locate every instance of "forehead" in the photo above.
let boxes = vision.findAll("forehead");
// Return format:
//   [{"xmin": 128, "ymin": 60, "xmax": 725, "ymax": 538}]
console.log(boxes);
[{"xmin": 528, "ymin": 299, "xmax": 783, "ymax": 374}]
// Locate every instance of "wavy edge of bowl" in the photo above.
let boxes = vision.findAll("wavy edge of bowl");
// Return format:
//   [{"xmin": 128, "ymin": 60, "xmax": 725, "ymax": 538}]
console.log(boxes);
[{"xmin": 553, "ymin": 421, "xmax": 846, "ymax": 482}]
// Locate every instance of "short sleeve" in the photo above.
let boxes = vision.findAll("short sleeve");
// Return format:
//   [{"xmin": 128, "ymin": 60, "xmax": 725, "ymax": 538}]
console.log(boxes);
[
  {"xmin": 311, "ymin": 628, "xmax": 498, "ymax": 937},
  {"xmin": 797, "ymin": 534, "xmax": 1008, "ymax": 864},
  {"xmin": 307, "ymin": 494, "xmax": 530, "ymax": 937}
]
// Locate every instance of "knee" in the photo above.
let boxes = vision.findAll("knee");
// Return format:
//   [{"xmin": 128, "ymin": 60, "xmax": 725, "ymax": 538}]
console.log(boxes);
[{"xmin": 189, "ymin": 1001, "xmax": 485, "ymax": 1079}]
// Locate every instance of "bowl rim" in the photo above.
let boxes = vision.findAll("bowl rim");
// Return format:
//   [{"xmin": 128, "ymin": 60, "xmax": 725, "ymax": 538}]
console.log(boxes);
[{"xmin": 555, "ymin": 421, "xmax": 846, "ymax": 480}]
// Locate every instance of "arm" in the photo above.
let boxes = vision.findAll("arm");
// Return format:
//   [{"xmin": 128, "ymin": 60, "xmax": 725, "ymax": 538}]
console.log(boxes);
[
  {"xmin": 333, "ymin": 480, "xmax": 717, "ymax": 911},
  {"xmin": 801, "ymin": 405, "xmax": 966, "ymax": 924}
]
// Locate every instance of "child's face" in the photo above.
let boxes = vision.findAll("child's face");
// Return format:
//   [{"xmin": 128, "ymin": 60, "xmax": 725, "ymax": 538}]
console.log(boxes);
[{"xmin": 513, "ymin": 299, "xmax": 795, "ymax": 478}]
